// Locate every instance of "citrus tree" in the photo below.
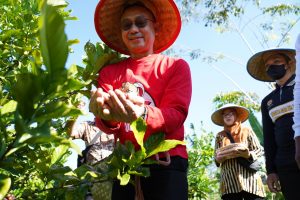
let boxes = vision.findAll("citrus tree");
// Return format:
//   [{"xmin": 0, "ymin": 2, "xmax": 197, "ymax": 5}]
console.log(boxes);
[
  {"xmin": 0, "ymin": 0, "xmax": 87, "ymax": 198},
  {"xmin": 0, "ymin": 0, "xmax": 118, "ymax": 198}
]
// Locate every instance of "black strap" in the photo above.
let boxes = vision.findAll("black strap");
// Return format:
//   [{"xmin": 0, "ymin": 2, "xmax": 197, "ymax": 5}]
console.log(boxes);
[{"xmin": 224, "ymin": 131, "xmax": 235, "ymax": 143}]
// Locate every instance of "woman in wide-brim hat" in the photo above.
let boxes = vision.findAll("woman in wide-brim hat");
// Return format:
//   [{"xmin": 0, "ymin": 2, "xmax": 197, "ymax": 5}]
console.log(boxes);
[
  {"xmin": 212, "ymin": 104, "xmax": 265, "ymax": 200},
  {"xmin": 211, "ymin": 103, "xmax": 249, "ymax": 126},
  {"xmin": 94, "ymin": 0, "xmax": 181, "ymax": 55},
  {"xmin": 247, "ymin": 48, "xmax": 296, "ymax": 82}
]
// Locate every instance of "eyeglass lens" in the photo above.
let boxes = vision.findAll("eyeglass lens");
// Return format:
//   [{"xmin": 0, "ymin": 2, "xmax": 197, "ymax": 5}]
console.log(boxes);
[
  {"xmin": 223, "ymin": 112, "xmax": 234, "ymax": 118},
  {"xmin": 121, "ymin": 16, "xmax": 151, "ymax": 31}
]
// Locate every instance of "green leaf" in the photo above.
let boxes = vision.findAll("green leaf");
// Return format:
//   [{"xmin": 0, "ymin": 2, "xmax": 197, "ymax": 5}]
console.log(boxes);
[
  {"xmin": 147, "ymin": 140, "xmax": 185, "ymax": 158},
  {"xmin": 50, "ymin": 144, "xmax": 69, "ymax": 166},
  {"xmin": 39, "ymin": 2, "xmax": 68, "ymax": 78},
  {"xmin": 94, "ymin": 53, "xmax": 119, "ymax": 73},
  {"xmin": 125, "ymin": 140, "xmax": 135, "ymax": 154},
  {"xmin": 82, "ymin": 41, "xmax": 123, "ymax": 81},
  {"xmin": 0, "ymin": 100, "xmax": 17, "ymax": 115},
  {"xmin": 68, "ymin": 140, "xmax": 82, "ymax": 155},
  {"xmin": 128, "ymin": 166, "xmax": 150, "ymax": 177},
  {"xmin": 130, "ymin": 118, "xmax": 146, "ymax": 152},
  {"xmin": 67, "ymin": 39, "xmax": 80, "ymax": 46},
  {"xmin": 127, "ymin": 150, "xmax": 146, "ymax": 167},
  {"xmin": 0, "ymin": 29, "xmax": 22, "ymax": 42},
  {"xmin": 0, "ymin": 175, "xmax": 11, "ymax": 200},
  {"xmin": 13, "ymin": 73, "xmax": 41, "ymax": 120},
  {"xmin": 144, "ymin": 132, "xmax": 165, "ymax": 154},
  {"xmin": 49, "ymin": 166, "xmax": 73, "ymax": 175},
  {"xmin": 7, "ymin": 134, "xmax": 80, "ymax": 157},
  {"xmin": 35, "ymin": 101, "xmax": 81, "ymax": 122},
  {"xmin": 0, "ymin": 137, "xmax": 7, "ymax": 158},
  {"xmin": 117, "ymin": 171, "xmax": 130, "ymax": 186}
]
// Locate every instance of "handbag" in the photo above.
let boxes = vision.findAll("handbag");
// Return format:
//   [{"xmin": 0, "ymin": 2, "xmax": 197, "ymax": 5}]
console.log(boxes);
[{"xmin": 224, "ymin": 131, "xmax": 261, "ymax": 172}]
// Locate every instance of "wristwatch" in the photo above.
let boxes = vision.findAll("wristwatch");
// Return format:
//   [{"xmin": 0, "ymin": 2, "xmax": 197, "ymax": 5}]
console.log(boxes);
[{"xmin": 141, "ymin": 106, "xmax": 148, "ymax": 120}]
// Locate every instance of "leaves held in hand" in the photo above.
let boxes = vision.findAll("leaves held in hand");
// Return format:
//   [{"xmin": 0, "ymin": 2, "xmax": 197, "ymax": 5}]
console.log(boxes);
[{"xmin": 103, "ymin": 118, "xmax": 185, "ymax": 185}]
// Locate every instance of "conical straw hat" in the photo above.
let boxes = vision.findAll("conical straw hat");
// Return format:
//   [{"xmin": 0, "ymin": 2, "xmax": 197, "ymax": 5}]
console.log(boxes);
[
  {"xmin": 211, "ymin": 104, "xmax": 249, "ymax": 126},
  {"xmin": 247, "ymin": 48, "xmax": 295, "ymax": 82},
  {"xmin": 94, "ymin": 0, "xmax": 181, "ymax": 55}
]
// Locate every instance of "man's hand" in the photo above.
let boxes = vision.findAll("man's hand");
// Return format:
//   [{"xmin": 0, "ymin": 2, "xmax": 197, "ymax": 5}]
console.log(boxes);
[
  {"xmin": 267, "ymin": 173, "xmax": 281, "ymax": 193},
  {"xmin": 295, "ymin": 136, "xmax": 300, "ymax": 169},
  {"xmin": 89, "ymin": 88, "xmax": 112, "ymax": 121},
  {"xmin": 89, "ymin": 88, "xmax": 145, "ymax": 123},
  {"xmin": 105, "ymin": 89, "xmax": 145, "ymax": 123}
]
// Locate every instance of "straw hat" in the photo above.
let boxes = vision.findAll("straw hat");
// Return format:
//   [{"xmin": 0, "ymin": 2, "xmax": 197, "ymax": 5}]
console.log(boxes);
[
  {"xmin": 94, "ymin": 0, "xmax": 181, "ymax": 55},
  {"xmin": 211, "ymin": 104, "xmax": 249, "ymax": 126},
  {"xmin": 246, "ymin": 48, "xmax": 296, "ymax": 82}
]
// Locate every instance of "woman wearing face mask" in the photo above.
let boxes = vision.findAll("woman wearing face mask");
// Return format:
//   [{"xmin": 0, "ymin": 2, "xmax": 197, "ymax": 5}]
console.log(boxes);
[
  {"xmin": 247, "ymin": 48, "xmax": 300, "ymax": 200},
  {"xmin": 212, "ymin": 104, "xmax": 265, "ymax": 200}
]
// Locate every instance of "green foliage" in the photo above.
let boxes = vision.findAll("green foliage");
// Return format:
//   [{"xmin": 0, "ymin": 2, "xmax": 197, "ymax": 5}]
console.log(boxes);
[
  {"xmin": 0, "ymin": 0, "xmax": 129, "ymax": 198},
  {"xmin": 104, "ymin": 118, "xmax": 185, "ymax": 186},
  {"xmin": 0, "ymin": 0, "xmax": 87, "ymax": 198},
  {"xmin": 266, "ymin": 192, "xmax": 285, "ymax": 200},
  {"xmin": 82, "ymin": 41, "xmax": 126, "ymax": 91},
  {"xmin": 174, "ymin": 0, "xmax": 299, "ymax": 63},
  {"xmin": 213, "ymin": 91, "xmax": 260, "ymax": 111},
  {"xmin": 41, "ymin": 118, "xmax": 185, "ymax": 199},
  {"xmin": 177, "ymin": 0, "xmax": 299, "ymax": 27},
  {"xmin": 263, "ymin": 4, "xmax": 300, "ymax": 16},
  {"xmin": 187, "ymin": 123, "xmax": 219, "ymax": 199},
  {"xmin": 0, "ymin": 175, "xmax": 11, "ymax": 199}
]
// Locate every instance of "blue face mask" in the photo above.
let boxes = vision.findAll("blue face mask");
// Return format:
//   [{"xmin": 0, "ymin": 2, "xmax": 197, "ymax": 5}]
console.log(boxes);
[{"xmin": 266, "ymin": 64, "xmax": 286, "ymax": 80}]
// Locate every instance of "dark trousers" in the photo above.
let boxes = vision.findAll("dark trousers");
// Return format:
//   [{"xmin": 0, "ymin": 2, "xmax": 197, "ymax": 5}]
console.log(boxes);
[
  {"xmin": 277, "ymin": 163, "xmax": 300, "ymax": 200},
  {"xmin": 222, "ymin": 191, "xmax": 265, "ymax": 200},
  {"xmin": 112, "ymin": 156, "xmax": 188, "ymax": 200}
]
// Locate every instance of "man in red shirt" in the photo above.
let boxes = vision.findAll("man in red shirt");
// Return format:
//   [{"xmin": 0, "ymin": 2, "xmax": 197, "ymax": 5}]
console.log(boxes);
[{"xmin": 89, "ymin": 0, "xmax": 192, "ymax": 199}]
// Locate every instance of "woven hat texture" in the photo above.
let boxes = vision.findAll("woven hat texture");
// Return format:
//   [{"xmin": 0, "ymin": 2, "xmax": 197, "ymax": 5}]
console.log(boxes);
[
  {"xmin": 94, "ymin": 0, "xmax": 181, "ymax": 55},
  {"xmin": 247, "ymin": 48, "xmax": 295, "ymax": 82},
  {"xmin": 211, "ymin": 104, "xmax": 249, "ymax": 126}
]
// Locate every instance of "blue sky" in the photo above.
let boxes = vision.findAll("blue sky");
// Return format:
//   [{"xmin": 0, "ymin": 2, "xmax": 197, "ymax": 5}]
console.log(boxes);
[{"xmin": 64, "ymin": 0, "xmax": 300, "ymax": 169}]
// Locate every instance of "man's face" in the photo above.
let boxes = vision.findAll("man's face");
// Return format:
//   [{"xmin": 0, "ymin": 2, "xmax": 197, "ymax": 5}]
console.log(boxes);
[
  {"xmin": 120, "ymin": 6, "xmax": 156, "ymax": 57},
  {"xmin": 264, "ymin": 54, "xmax": 288, "ymax": 70}
]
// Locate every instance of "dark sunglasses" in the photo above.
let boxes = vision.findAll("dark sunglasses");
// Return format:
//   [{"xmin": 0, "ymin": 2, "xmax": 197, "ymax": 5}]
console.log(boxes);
[{"xmin": 121, "ymin": 16, "xmax": 154, "ymax": 31}]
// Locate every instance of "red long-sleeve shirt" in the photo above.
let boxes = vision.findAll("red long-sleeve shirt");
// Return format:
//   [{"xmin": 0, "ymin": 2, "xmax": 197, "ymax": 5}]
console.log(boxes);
[{"xmin": 95, "ymin": 54, "xmax": 192, "ymax": 159}]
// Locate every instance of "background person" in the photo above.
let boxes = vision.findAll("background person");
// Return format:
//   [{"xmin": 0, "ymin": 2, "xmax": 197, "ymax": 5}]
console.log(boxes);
[
  {"xmin": 212, "ymin": 104, "xmax": 265, "ymax": 200},
  {"xmin": 293, "ymin": 33, "xmax": 300, "ymax": 169},
  {"xmin": 66, "ymin": 101, "xmax": 114, "ymax": 200},
  {"xmin": 89, "ymin": 0, "xmax": 192, "ymax": 199},
  {"xmin": 247, "ymin": 48, "xmax": 300, "ymax": 200}
]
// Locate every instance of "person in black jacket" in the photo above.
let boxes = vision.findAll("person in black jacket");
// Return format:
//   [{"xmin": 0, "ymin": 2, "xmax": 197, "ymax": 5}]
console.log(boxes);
[{"xmin": 247, "ymin": 48, "xmax": 300, "ymax": 200}]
